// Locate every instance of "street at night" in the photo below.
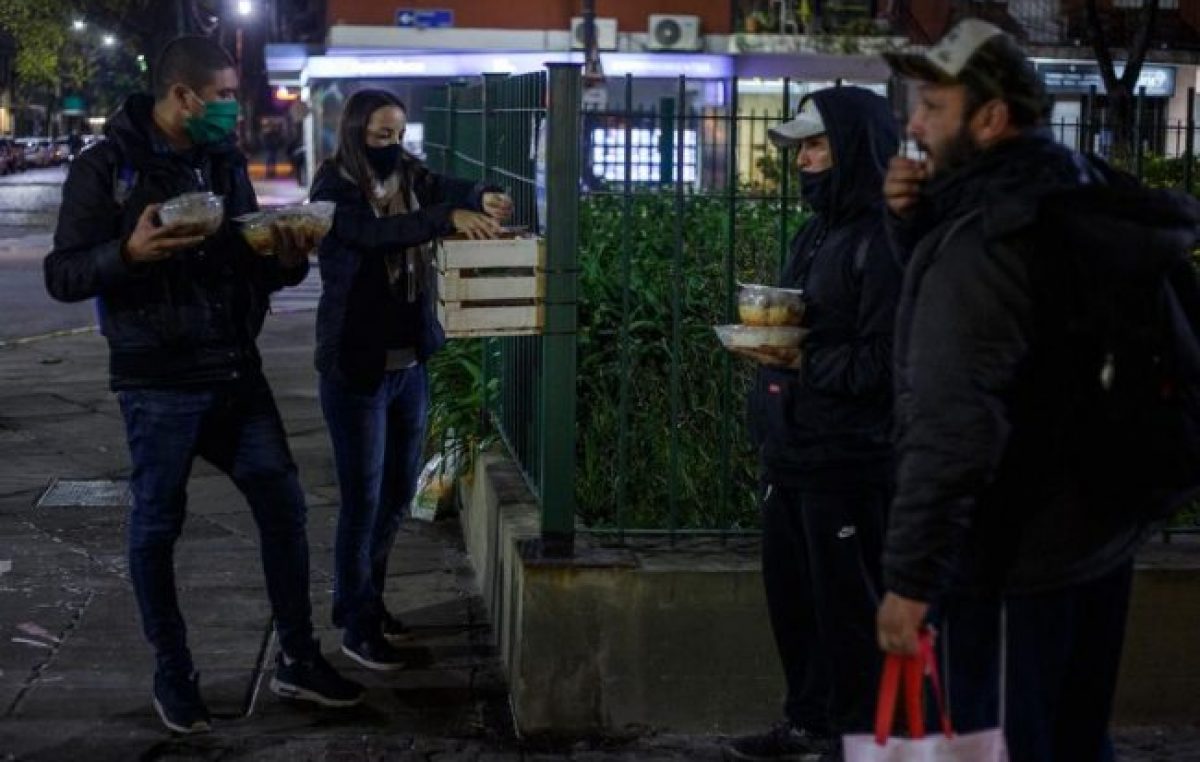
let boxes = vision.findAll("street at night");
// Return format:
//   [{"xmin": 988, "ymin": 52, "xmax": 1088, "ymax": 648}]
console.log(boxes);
[{"xmin": 2, "ymin": 2, "xmax": 1200, "ymax": 761}]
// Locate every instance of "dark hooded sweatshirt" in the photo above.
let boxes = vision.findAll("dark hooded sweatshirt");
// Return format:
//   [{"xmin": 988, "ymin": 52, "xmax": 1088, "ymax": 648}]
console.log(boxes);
[
  {"xmin": 748, "ymin": 86, "xmax": 902, "ymax": 486},
  {"xmin": 44, "ymin": 93, "xmax": 307, "ymax": 390},
  {"xmin": 884, "ymin": 132, "xmax": 1200, "ymax": 600}
]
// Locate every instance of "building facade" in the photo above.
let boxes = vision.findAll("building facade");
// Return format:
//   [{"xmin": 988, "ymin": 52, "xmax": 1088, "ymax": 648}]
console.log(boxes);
[{"xmin": 265, "ymin": 0, "xmax": 1200, "ymax": 182}]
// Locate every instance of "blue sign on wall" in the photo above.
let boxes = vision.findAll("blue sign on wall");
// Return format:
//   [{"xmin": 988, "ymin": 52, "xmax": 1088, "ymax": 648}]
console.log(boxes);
[
  {"xmin": 395, "ymin": 9, "xmax": 454, "ymax": 28},
  {"xmin": 1037, "ymin": 62, "xmax": 1176, "ymax": 98}
]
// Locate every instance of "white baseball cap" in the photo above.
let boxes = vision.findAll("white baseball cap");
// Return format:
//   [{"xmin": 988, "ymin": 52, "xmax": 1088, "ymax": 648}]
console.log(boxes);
[
  {"xmin": 883, "ymin": 19, "xmax": 1007, "ymax": 83},
  {"xmin": 768, "ymin": 98, "xmax": 825, "ymax": 148}
]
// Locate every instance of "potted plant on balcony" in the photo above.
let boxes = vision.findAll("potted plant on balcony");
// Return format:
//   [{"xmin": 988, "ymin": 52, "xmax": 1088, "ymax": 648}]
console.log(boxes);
[{"xmin": 744, "ymin": 10, "xmax": 773, "ymax": 33}]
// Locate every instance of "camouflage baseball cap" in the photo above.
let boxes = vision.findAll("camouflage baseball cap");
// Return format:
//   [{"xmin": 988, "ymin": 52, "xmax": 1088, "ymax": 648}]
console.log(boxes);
[
  {"xmin": 883, "ymin": 19, "xmax": 1050, "ymax": 122},
  {"xmin": 883, "ymin": 19, "xmax": 1007, "ymax": 83}
]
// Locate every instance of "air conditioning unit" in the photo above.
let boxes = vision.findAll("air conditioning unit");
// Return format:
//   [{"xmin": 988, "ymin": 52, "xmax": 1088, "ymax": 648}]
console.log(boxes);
[
  {"xmin": 647, "ymin": 14, "xmax": 702, "ymax": 51},
  {"xmin": 570, "ymin": 17, "xmax": 618, "ymax": 51}
]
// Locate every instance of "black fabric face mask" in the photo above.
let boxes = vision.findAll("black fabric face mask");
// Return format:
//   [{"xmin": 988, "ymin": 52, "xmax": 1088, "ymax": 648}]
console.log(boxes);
[
  {"xmin": 366, "ymin": 144, "xmax": 402, "ymax": 179},
  {"xmin": 800, "ymin": 169, "xmax": 833, "ymax": 214}
]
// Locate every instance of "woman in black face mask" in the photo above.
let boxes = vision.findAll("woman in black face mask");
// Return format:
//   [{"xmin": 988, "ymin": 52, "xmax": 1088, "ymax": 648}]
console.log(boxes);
[{"xmin": 309, "ymin": 89, "xmax": 512, "ymax": 671}]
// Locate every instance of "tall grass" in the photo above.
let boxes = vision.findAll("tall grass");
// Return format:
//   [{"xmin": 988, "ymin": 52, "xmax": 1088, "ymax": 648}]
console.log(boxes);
[{"xmin": 576, "ymin": 191, "xmax": 805, "ymax": 530}]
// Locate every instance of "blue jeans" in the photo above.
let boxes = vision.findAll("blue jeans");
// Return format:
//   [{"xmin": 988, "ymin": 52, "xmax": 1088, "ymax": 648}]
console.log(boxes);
[
  {"xmin": 320, "ymin": 365, "xmax": 428, "ymax": 641},
  {"xmin": 935, "ymin": 562, "xmax": 1132, "ymax": 762},
  {"xmin": 118, "ymin": 373, "xmax": 317, "ymax": 678}
]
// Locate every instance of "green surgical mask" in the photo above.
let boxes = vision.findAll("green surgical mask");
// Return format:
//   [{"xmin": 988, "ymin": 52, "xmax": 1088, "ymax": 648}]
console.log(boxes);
[{"xmin": 184, "ymin": 99, "xmax": 239, "ymax": 145}]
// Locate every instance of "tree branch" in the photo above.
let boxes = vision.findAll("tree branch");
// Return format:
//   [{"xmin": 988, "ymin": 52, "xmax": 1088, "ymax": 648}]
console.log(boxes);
[
  {"xmin": 1085, "ymin": 0, "xmax": 1121, "ymax": 94},
  {"xmin": 1121, "ymin": 0, "xmax": 1160, "ymax": 91}
]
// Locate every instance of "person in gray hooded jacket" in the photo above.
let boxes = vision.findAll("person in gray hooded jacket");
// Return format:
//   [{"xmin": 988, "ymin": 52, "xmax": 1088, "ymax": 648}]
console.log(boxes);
[{"xmin": 726, "ymin": 86, "xmax": 901, "ymax": 762}]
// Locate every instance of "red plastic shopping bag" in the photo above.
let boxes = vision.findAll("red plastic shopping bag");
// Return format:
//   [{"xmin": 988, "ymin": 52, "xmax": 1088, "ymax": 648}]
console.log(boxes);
[{"xmin": 842, "ymin": 630, "xmax": 1008, "ymax": 762}]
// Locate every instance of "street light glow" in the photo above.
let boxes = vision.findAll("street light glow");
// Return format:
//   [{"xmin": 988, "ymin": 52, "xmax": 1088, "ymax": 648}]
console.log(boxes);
[
  {"xmin": 237, "ymin": 0, "xmax": 254, "ymax": 16},
  {"xmin": 71, "ymin": 20, "xmax": 86, "ymax": 32},
  {"xmin": 102, "ymin": 34, "xmax": 116, "ymax": 47}
]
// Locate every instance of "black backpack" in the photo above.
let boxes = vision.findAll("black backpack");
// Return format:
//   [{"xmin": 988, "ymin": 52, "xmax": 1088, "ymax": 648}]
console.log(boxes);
[{"xmin": 1026, "ymin": 181, "xmax": 1200, "ymax": 524}]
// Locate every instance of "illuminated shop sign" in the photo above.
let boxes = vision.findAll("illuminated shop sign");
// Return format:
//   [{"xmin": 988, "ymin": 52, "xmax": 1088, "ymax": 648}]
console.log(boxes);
[{"xmin": 1036, "ymin": 62, "xmax": 1176, "ymax": 97}]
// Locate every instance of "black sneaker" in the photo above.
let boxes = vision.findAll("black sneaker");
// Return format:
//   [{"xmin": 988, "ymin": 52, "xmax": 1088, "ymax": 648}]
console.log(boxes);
[
  {"xmin": 152, "ymin": 671, "xmax": 211, "ymax": 734},
  {"xmin": 270, "ymin": 651, "xmax": 364, "ymax": 707},
  {"xmin": 341, "ymin": 634, "xmax": 408, "ymax": 671},
  {"xmin": 724, "ymin": 721, "xmax": 834, "ymax": 761},
  {"xmin": 381, "ymin": 610, "xmax": 413, "ymax": 643}
]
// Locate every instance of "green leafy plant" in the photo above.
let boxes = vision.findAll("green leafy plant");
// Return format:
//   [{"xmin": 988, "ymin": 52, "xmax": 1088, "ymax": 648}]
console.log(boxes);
[
  {"xmin": 574, "ymin": 190, "xmax": 806, "ymax": 530},
  {"xmin": 1139, "ymin": 154, "xmax": 1200, "ymax": 198},
  {"xmin": 426, "ymin": 337, "xmax": 497, "ymax": 480}
]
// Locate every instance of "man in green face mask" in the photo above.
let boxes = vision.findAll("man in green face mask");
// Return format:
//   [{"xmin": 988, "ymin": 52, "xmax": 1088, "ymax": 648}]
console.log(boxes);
[
  {"xmin": 44, "ymin": 35, "xmax": 365, "ymax": 734},
  {"xmin": 183, "ymin": 93, "xmax": 240, "ymax": 146}
]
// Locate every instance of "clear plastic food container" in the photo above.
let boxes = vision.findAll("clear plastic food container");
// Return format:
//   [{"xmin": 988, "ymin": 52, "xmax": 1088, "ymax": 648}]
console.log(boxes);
[
  {"xmin": 714, "ymin": 324, "xmax": 806, "ymax": 365},
  {"xmin": 737, "ymin": 283, "xmax": 806, "ymax": 326},
  {"xmin": 158, "ymin": 192, "xmax": 224, "ymax": 237},
  {"xmin": 236, "ymin": 201, "xmax": 335, "ymax": 255}
]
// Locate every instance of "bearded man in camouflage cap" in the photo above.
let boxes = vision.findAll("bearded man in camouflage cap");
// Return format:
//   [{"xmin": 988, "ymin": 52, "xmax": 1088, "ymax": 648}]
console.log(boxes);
[{"xmin": 875, "ymin": 18, "xmax": 1198, "ymax": 762}]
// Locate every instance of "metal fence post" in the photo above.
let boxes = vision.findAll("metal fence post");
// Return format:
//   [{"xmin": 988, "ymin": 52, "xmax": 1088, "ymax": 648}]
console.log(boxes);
[
  {"xmin": 660, "ymin": 96, "xmax": 676, "ymax": 185},
  {"xmin": 1186, "ymin": 87, "xmax": 1195, "ymax": 195},
  {"xmin": 1135, "ymin": 86, "xmax": 1146, "ymax": 180},
  {"xmin": 779, "ymin": 77, "xmax": 791, "ymax": 277},
  {"xmin": 720, "ymin": 76, "xmax": 739, "ymax": 534},
  {"xmin": 446, "ymin": 80, "xmax": 466, "ymax": 177},
  {"xmin": 616, "ymin": 73, "xmax": 634, "ymax": 542},
  {"xmin": 539, "ymin": 63, "xmax": 582, "ymax": 556},
  {"xmin": 479, "ymin": 72, "xmax": 508, "ymax": 436},
  {"xmin": 669, "ymin": 75, "xmax": 686, "ymax": 542}
]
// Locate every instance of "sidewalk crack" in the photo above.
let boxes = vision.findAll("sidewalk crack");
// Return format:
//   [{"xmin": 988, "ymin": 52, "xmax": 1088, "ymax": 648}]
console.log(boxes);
[
  {"xmin": 3, "ymin": 587, "xmax": 95, "ymax": 718},
  {"xmin": 23, "ymin": 519, "xmax": 127, "ymax": 581}
]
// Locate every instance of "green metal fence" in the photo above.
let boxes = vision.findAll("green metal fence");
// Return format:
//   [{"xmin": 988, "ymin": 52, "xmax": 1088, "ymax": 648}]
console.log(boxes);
[
  {"xmin": 425, "ymin": 66, "xmax": 1200, "ymax": 548},
  {"xmin": 424, "ymin": 67, "xmax": 805, "ymax": 550},
  {"xmin": 425, "ymin": 67, "xmax": 580, "ymax": 554},
  {"xmin": 575, "ymin": 75, "xmax": 808, "ymax": 543}
]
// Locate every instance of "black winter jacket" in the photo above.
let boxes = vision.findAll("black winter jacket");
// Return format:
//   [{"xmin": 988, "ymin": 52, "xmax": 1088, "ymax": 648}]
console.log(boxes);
[
  {"xmin": 885, "ymin": 132, "xmax": 1198, "ymax": 600},
  {"xmin": 309, "ymin": 157, "xmax": 490, "ymax": 392},
  {"xmin": 748, "ymin": 86, "xmax": 903, "ymax": 484},
  {"xmin": 44, "ymin": 94, "xmax": 307, "ymax": 390}
]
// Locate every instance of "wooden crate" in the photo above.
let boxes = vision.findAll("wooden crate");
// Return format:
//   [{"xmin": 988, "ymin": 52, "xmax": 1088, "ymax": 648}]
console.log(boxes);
[{"xmin": 437, "ymin": 236, "xmax": 545, "ymax": 337}]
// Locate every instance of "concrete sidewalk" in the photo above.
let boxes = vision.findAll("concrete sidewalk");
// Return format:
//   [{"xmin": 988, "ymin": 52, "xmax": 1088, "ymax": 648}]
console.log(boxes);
[{"xmin": 0, "ymin": 311, "xmax": 732, "ymax": 761}]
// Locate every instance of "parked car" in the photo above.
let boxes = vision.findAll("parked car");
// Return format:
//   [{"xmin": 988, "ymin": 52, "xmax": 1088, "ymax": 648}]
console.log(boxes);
[{"xmin": 17, "ymin": 138, "xmax": 51, "ymax": 168}]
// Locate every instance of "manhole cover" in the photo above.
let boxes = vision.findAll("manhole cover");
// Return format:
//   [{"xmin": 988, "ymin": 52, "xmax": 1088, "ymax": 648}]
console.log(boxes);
[{"xmin": 37, "ymin": 478, "xmax": 131, "ymax": 508}]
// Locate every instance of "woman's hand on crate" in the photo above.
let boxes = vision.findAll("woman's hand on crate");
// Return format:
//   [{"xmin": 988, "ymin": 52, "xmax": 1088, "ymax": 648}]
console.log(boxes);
[
  {"xmin": 482, "ymin": 192, "xmax": 514, "ymax": 222},
  {"xmin": 452, "ymin": 209, "xmax": 501, "ymax": 240}
]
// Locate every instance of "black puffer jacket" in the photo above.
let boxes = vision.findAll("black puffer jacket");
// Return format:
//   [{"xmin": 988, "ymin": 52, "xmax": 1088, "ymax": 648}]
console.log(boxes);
[
  {"xmin": 44, "ymin": 94, "xmax": 307, "ymax": 390},
  {"xmin": 885, "ymin": 132, "xmax": 1200, "ymax": 601},
  {"xmin": 748, "ymin": 86, "xmax": 902, "ymax": 484}
]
